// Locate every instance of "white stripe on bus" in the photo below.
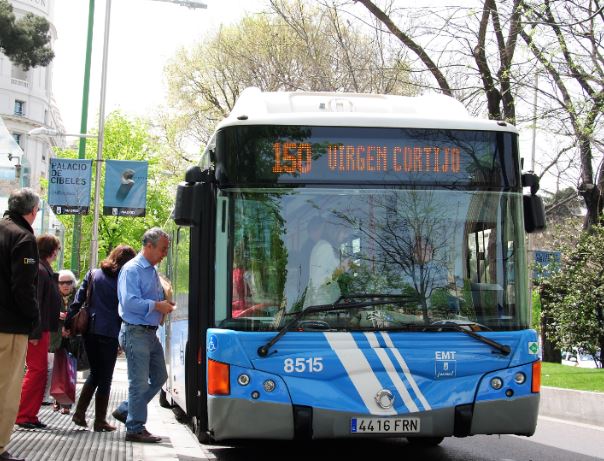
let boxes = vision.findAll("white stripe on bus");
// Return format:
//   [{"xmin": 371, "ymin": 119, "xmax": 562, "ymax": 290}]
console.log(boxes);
[
  {"xmin": 324, "ymin": 332, "xmax": 396, "ymax": 415},
  {"xmin": 380, "ymin": 332, "xmax": 431, "ymax": 411},
  {"xmin": 364, "ymin": 332, "xmax": 419, "ymax": 412}
]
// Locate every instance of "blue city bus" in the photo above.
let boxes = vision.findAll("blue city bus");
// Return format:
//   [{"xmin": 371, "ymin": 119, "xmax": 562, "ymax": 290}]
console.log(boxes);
[{"xmin": 159, "ymin": 88, "xmax": 546, "ymax": 445}]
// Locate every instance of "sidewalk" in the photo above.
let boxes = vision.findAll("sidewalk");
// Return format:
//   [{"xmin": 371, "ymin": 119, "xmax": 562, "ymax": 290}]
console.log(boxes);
[{"xmin": 7, "ymin": 357, "xmax": 211, "ymax": 461}]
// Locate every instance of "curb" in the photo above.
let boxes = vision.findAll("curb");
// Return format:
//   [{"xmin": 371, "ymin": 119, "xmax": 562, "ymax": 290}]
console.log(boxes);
[{"xmin": 540, "ymin": 386, "xmax": 604, "ymax": 427}]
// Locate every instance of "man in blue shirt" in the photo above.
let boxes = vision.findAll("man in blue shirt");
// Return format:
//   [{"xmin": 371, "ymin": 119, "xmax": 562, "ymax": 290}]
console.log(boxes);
[{"xmin": 112, "ymin": 228, "xmax": 174, "ymax": 443}]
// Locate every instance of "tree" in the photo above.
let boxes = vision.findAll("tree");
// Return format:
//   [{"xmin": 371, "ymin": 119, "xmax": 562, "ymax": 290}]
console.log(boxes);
[
  {"xmin": 165, "ymin": 0, "xmax": 415, "ymax": 143},
  {"xmin": 346, "ymin": 0, "xmax": 603, "ymax": 229},
  {"xmin": 0, "ymin": 0, "xmax": 54, "ymax": 69},
  {"xmin": 540, "ymin": 226, "xmax": 604, "ymax": 367},
  {"xmin": 350, "ymin": 0, "xmax": 524, "ymax": 122},
  {"xmin": 53, "ymin": 112, "xmax": 187, "ymax": 272},
  {"xmin": 520, "ymin": 1, "xmax": 604, "ymax": 229}
]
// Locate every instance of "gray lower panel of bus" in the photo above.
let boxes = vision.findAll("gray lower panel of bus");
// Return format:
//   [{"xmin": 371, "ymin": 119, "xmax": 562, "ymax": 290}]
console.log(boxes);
[
  {"xmin": 208, "ymin": 394, "xmax": 539, "ymax": 441},
  {"xmin": 471, "ymin": 394, "xmax": 540, "ymax": 436},
  {"xmin": 208, "ymin": 398, "xmax": 294, "ymax": 440}
]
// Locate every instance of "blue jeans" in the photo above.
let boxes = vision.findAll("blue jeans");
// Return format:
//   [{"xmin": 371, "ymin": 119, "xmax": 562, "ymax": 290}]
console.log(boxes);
[{"xmin": 116, "ymin": 324, "xmax": 167, "ymax": 433}]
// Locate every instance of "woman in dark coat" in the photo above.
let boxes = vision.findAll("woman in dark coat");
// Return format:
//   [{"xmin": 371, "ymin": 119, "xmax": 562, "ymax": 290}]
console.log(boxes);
[
  {"xmin": 65, "ymin": 245, "xmax": 136, "ymax": 431},
  {"xmin": 15, "ymin": 234, "xmax": 62, "ymax": 429}
]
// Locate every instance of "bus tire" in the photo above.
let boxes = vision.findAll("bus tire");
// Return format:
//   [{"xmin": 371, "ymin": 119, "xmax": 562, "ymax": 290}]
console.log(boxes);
[
  {"xmin": 159, "ymin": 389, "xmax": 174, "ymax": 409},
  {"xmin": 406, "ymin": 436, "xmax": 444, "ymax": 447},
  {"xmin": 192, "ymin": 416, "xmax": 212, "ymax": 444}
]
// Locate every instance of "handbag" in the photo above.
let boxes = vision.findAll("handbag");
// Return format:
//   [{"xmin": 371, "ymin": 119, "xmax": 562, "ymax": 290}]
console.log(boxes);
[
  {"xmin": 50, "ymin": 348, "xmax": 77, "ymax": 405},
  {"xmin": 67, "ymin": 336, "xmax": 90, "ymax": 371},
  {"xmin": 71, "ymin": 270, "xmax": 94, "ymax": 336}
]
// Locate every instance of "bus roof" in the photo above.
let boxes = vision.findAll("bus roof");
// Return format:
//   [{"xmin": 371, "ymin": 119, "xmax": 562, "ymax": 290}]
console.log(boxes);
[{"xmin": 217, "ymin": 87, "xmax": 518, "ymax": 133}]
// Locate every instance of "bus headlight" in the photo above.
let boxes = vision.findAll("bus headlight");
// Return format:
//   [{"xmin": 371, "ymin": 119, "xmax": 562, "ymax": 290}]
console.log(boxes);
[
  {"xmin": 263, "ymin": 379, "xmax": 276, "ymax": 392},
  {"xmin": 490, "ymin": 377, "xmax": 503, "ymax": 390},
  {"xmin": 237, "ymin": 374, "xmax": 250, "ymax": 386},
  {"xmin": 514, "ymin": 372, "xmax": 526, "ymax": 385}
]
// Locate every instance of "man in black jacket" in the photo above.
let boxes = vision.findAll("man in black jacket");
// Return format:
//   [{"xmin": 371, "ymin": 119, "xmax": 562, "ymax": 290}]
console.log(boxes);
[{"xmin": 0, "ymin": 188, "xmax": 40, "ymax": 461}]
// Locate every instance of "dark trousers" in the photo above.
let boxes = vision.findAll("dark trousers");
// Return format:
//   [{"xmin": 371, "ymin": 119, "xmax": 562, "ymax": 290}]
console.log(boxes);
[{"xmin": 83, "ymin": 333, "xmax": 119, "ymax": 396}]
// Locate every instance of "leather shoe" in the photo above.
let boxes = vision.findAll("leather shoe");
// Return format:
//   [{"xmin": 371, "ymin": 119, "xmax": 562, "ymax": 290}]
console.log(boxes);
[
  {"xmin": 17, "ymin": 421, "xmax": 46, "ymax": 429},
  {"xmin": 16, "ymin": 423, "xmax": 37, "ymax": 429},
  {"xmin": 111, "ymin": 409, "xmax": 127, "ymax": 424},
  {"xmin": 0, "ymin": 450, "xmax": 25, "ymax": 461},
  {"xmin": 125, "ymin": 430, "xmax": 162, "ymax": 443}
]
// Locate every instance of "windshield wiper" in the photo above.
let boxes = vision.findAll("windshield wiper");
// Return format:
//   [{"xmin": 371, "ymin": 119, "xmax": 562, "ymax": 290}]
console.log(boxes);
[
  {"xmin": 423, "ymin": 321, "xmax": 511, "ymax": 356},
  {"xmin": 257, "ymin": 294, "xmax": 413, "ymax": 357}
]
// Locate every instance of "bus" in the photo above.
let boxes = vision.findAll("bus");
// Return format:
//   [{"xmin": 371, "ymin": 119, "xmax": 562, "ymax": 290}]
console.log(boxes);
[{"xmin": 159, "ymin": 87, "xmax": 546, "ymax": 445}]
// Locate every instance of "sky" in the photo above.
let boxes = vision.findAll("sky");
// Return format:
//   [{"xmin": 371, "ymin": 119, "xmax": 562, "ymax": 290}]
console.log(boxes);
[
  {"xmin": 52, "ymin": 0, "xmax": 265, "ymax": 135},
  {"xmin": 50, "ymin": 0, "xmax": 559, "ymax": 193}
]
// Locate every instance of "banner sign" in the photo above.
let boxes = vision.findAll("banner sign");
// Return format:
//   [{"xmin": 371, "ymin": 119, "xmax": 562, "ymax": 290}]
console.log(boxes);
[
  {"xmin": 48, "ymin": 159, "xmax": 93, "ymax": 215},
  {"xmin": 103, "ymin": 160, "xmax": 148, "ymax": 217},
  {"xmin": 533, "ymin": 250, "xmax": 561, "ymax": 279}
]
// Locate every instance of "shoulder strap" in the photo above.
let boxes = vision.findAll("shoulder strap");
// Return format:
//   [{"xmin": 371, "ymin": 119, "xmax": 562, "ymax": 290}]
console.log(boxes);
[{"xmin": 84, "ymin": 269, "xmax": 95, "ymax": 306}]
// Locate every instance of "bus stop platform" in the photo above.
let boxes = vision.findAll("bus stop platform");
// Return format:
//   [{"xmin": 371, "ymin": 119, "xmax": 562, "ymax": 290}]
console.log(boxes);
[{"xmin": 6, "ymin": 357, "xmax": 211, "ymax": 461}]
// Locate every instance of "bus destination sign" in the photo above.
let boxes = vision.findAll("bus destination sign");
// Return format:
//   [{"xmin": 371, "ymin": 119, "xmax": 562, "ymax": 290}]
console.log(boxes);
[
  {"xmin": 272, "ymin": 142, "xmax": 461, "ymax": 175},
  {"xmin": 219, "ymin": 125, "xmax": 517, "ymax": 187}
]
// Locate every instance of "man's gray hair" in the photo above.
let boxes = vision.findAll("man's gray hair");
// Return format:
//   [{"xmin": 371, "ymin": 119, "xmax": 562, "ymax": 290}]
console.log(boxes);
[
  {"xmin": 8, "ymin": 188, "xmax": 40, "ymax": 215},
  {"xmin": 142, "ymin": 227, "xmax": 169, "ymax": 247}
]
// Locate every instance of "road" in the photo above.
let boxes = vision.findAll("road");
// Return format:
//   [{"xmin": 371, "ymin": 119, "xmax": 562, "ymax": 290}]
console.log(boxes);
[{"xmin": 200, "ymin": 416, "xmax": 603, "ymax": 461}]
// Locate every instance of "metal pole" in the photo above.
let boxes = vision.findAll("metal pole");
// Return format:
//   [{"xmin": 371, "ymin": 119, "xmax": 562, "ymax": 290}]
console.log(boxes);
[
  {"xmin": 90, "ymin": 0, "xmax": 112, "ymax": 270},
  {"xmin": 528, "ymin": 73, "xmax": 539, "ymax": 261},
  {"xmin": 530, "ymin": 73, "xmax": 539, "ymax": 172},
  {"xmin": 71, "ymin": 0, "xmax": 95, "ymax": 278}
]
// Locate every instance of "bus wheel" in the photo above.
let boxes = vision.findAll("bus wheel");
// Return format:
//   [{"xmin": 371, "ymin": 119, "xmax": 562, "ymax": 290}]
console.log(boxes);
[
  {"xmin": 159, "ymin": 389, "xmax": 174, "ymax": 408},
  {"xmin": 406, "ymin": 436, "xmax": 444, "ymax": 447}
]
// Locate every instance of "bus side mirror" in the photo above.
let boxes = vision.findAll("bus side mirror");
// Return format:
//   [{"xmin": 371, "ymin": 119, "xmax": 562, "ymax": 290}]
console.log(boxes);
[
  {"xmin": 522, "ymin": 172, "xmax": 546, "ymax": 233},
  {"xmin": 173, "ymin": 166, "xmax": 207, "ymax": 227}
]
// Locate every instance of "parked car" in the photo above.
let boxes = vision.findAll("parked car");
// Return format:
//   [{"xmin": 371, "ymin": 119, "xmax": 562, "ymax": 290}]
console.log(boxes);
[{"xmin": 561, "ymin": 349, "xmax": 602, "ymax": 368}]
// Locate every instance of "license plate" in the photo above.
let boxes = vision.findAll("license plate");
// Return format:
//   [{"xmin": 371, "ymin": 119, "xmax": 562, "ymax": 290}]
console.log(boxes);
[{"xmin": 350, "ymin": 417, "xmax": 420, "ymax": 434}]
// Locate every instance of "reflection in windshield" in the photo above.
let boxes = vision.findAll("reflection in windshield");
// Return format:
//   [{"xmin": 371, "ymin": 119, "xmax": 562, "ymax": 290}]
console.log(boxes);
[{"xmin": 216, "ymin": 188, "xmax": 528, "ymax": 332}]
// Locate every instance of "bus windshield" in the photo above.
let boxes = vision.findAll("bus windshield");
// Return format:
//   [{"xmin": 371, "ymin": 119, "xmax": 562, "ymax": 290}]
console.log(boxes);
[{"xmin": 214, "ymin": 187, "xmax": 529, "ymax": 332}]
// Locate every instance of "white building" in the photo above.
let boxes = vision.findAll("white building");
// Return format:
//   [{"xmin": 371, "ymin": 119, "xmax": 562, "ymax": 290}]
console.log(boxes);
[
  {"xmin": 0, "ymin": 0, "xmax": 66, "ymax": 191},
  {"xmin": 0, "ymin": 0, "xmax": 65, "ymax": 259}
]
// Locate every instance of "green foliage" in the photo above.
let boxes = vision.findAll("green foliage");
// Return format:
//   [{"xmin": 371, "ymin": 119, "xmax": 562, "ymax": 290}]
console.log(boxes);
[
  {"xmin": 540, "ymin": 225, "xmax": 604, "ymax": 362},
  {"xmin": 53, "ymin": 112, "xmax": 188, "ymax": 274},
  {"xmin": 0, "ymin": 0, "xmax": 54, "ymax": 69},
  {"xmin": 541, "ymin": 362, "xmax": 604, "ymax": 392},
  {"xmin": 531, "ymin": 289, "xmax": 541, "ymax": 332}
]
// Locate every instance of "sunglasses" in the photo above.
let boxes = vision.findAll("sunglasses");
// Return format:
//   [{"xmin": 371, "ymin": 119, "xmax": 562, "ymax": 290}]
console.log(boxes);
[{"xmin": 58, "ymin": 281, "xmax": 74, "ymax": 285}]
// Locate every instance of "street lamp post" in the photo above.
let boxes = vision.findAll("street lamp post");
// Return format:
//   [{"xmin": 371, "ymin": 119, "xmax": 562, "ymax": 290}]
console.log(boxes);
[{"xmin": 89, "ymin": 0, "xmax": 112, "ymax": 271}]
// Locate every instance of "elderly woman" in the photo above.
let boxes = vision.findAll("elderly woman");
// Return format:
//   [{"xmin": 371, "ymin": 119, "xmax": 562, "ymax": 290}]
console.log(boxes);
[{"xmin": 43, "ymin": 269, "xmax": 78, "ymax": 414}]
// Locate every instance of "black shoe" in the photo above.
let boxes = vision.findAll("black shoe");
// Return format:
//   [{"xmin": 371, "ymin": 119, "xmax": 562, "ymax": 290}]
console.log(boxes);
[
  {"xmin": 111, "ymin": 409, "xmax": 127, "ymax": 424},
  {"xmin": 0, "ymin": 450, "xmax": 25, "ymax": 461},
  {"xmin": 32, "ymin": 421, "xmax": 47, "ymax": 428},
  {"xmin": 16, "ymin": 422, "xmax": 36, "ymax": 429},
  {"xmin": 125, "ymin": 430, "xmax": 162, "ymax": 443}
]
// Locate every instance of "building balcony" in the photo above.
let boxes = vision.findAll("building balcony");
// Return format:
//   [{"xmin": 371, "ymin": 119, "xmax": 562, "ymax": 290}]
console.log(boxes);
[{"xmin": 11, "ymin": 78, "xmax": 30, "ymax": 89}]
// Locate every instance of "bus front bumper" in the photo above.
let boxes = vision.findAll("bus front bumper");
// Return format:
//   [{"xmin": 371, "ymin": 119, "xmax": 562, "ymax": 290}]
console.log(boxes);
[{"xmin": 207, "ymin": 394, "xmax": 539, "ymax": 441}]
